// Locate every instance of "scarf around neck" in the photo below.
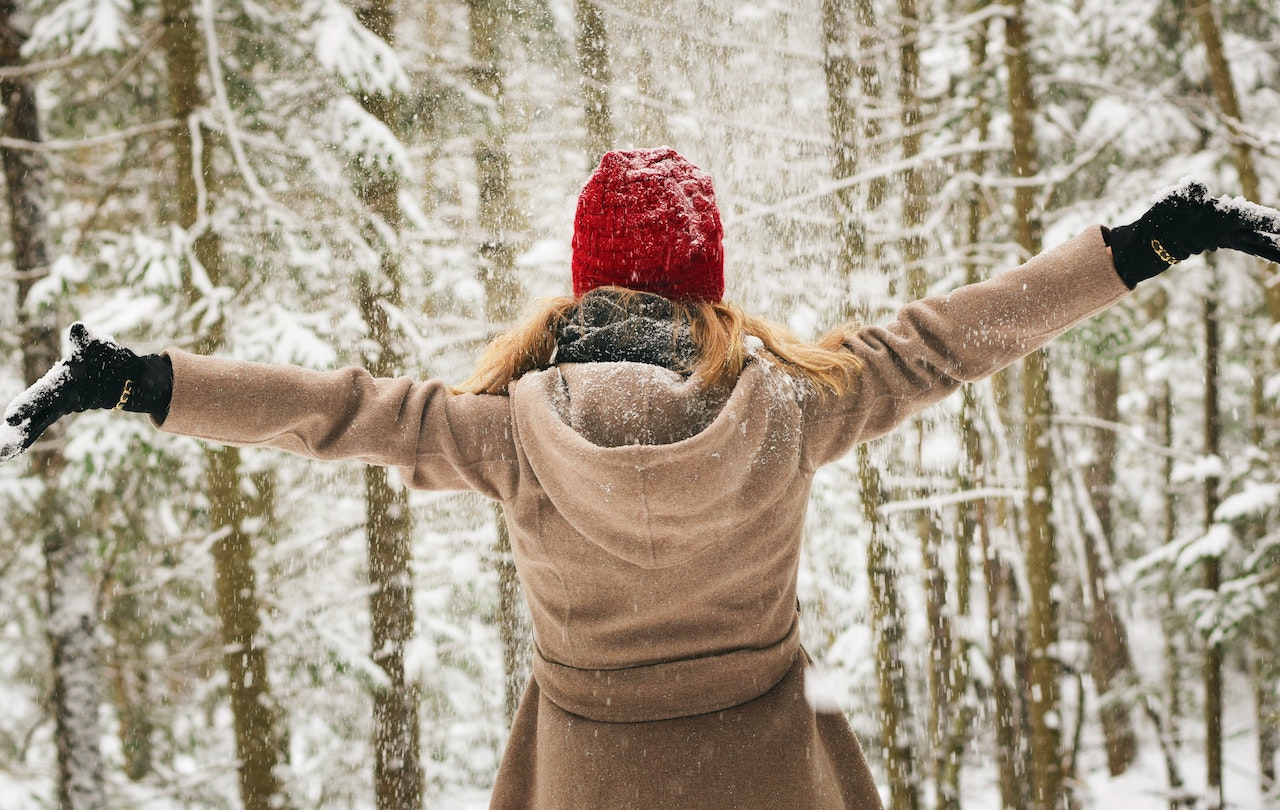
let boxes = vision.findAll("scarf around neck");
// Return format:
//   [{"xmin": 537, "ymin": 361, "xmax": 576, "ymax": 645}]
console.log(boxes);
[{"xmin": 554, "ymin": 291, "xmax": 698, "ymax": 374}]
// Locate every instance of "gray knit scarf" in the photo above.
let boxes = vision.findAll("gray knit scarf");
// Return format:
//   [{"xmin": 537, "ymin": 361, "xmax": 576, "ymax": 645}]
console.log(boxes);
[{"xmin": 554, "ymin": 290, "xmax": 698, "ymax": 374}]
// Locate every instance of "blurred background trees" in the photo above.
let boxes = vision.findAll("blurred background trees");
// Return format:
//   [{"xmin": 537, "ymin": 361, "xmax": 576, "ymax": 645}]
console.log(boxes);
[{"xmin": 0, "ymin": 0, "xmax": 1277, "ymax": 807}]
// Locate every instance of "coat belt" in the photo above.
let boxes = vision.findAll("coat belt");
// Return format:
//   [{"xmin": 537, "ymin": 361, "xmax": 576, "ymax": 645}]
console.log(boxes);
[{"xmin": 531, "ymin": 617, "xmax": 802, "ymax": 723}]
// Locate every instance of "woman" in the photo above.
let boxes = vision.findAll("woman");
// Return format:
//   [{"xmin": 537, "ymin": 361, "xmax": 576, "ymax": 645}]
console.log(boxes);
[{"xmin": 4, "ymin": 148, "xmax": 1280, "ymax": 808}]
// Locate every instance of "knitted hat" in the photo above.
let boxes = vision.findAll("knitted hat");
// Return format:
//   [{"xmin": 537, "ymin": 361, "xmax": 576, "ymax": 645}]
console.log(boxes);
[{"xmin": 572, "ymin": 148, "xmax": 725, "ymax": 302}]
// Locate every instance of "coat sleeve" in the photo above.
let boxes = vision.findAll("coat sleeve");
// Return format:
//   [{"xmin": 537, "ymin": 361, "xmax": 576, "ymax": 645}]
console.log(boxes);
[
  {"xmin": 802, "ymin": 226, "xmax": 1132, "ymax": 468},
  {"xmin": 156, "ymin": 351, "xmax": 520, "ymax": 500}
]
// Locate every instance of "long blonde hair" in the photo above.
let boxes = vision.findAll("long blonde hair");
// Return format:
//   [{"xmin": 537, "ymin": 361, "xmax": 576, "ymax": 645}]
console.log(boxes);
[{"xmin": 455, "ymin": 286, "xmax": 863, "ymax": 396}]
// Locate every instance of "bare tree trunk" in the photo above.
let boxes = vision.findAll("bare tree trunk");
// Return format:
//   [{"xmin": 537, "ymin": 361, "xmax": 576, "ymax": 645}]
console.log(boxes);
[
  {"xmin": 983, "ymin": 519, "xmax": 1031, "ymax": 810},
  {"xmin": 1002, "ymin": 2, "xmax": 1063, "ymax": 808},
  {"xmin": 106, "ymin": 573, "xmax": 155, "ymax": 783},
  {"xmin": 955, "ymin": 6, "xmax": 1011, "ymax": 805},
  {"xmin": 632, "ymin": 23, "xmax": 672, "ymax": 148},
  {"xmin": 468, "ymin": 0, "xmax": 531, "ymax": 726},
  {"xmin": 207, "ymin": 447, "xmax": 288, "ymax": 810},
  {"xmin": 352, "ymin": 3, "xmax": 424, "ymax": 808},
  {"xmin": 893, "ymin": 1, "xmax": 958, "ymax": 804},
  {"xmin": 576, "ymin": 0, "xmax": 614, "ymax": 164},
  {"xmin": 468, "ymin": 0, "xmax": 523, "ymax": 327},
  {"xmin": 363, "ymin": 466, "xmax": 422, "ymax": 810},
  {"xmin": 1194, "ymin": 7, "xmax": 1279, "ymax": 788},
  {"xmin": 822, "ymin": 5, "xmax": 918, "ymax": 807},
  {"xmin": 1253, "ymin": 647, "xmax": 1279, "ymax": 797},
  {"xmin": 896, "ymin": 0, "xmax": 928, "ymax": 301},
  {"xmin": 1247, "ymin": 364, "xmax": 1280, "ymax": 797},
  {"xmin": 861, "ymin": 448, "xmax": 922, "ymax": 810},
  {"xmin": 160, "ymin": 2, "xmax": 288, "ymax": 807},
  {"xmin": 920, "ymin": 513, "xmax": 960, "ymax": 810},
  {"xmin": 1191, "ymin": 0, "xmax": 1261, "ymax": 205},
  {"xmin": 1082, "ymin": 365, "xmax": 1138, "ymax": 775},
  {"xmin": 1201, "ymin": 278, "xmax": 1224, "ymax": 810},
  {"xmin": 0, "ymin": 7, "xmax": 108, "ymax": 809},
  {"xmin": 820, "ymin": 0, "xmax": 861, "ymax": 301},
  {"xmin": 1143, "ymin": 302, "xmax": 1195, "ymax": 808}
]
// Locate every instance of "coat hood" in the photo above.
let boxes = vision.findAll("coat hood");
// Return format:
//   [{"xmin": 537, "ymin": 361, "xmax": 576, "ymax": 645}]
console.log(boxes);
[{"xmin": 509, "ymin": 359, "xmax": 805, "ymax": 569}]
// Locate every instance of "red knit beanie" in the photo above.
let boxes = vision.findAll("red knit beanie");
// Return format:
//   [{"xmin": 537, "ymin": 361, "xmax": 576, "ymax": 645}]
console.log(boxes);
[{"xmin": 572, "ymin": 148, "xmax": 725, "ymax": 302}]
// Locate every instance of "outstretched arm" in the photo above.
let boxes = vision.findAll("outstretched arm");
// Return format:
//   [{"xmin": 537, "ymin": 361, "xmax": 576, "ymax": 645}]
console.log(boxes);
[
  {"xmin": 802, "ymin": 226, "xmax": 1127, "ymax": 465},
  {"xmin": 156, "ymin": 350, "xmax": 518, "ymax": 498},
  {"xmin": 2, "ymin": 328, "xmax": 520, "ymax": 500},
  {"xmin": 803, "ymin": 182, "xmax": 1280, "ymax": 467}
]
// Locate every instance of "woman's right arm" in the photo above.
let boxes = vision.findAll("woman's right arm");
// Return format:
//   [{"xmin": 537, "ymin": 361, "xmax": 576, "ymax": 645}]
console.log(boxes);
[
  {"xmin": 159, "ymin": 350, "xmax": 520, "ymax": 499},
  {"xmin": 0, "ymin": 327, "xmax": 518, "ymax": 499}
]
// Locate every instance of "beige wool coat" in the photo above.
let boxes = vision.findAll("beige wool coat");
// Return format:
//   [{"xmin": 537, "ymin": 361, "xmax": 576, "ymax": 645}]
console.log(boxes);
[{"xmin": 157, "ymin": 227, "xmax": 1130, "ymax": 809}]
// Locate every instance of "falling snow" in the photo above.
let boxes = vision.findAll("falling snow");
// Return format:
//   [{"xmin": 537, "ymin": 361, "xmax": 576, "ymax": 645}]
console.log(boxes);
[{"xmin": 0, "ymin": 1, "xmax": 1277, "ymax": 808}]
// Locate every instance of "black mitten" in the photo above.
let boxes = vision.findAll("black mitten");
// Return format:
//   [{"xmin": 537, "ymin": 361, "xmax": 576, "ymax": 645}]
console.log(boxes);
[
  {"xmin": 1, "ymin": 323, "xmax": 172, "ymax": 462},
  {"xmin": 1105, "ymin": 180, "xmax": 1280, "ymax": 288}
]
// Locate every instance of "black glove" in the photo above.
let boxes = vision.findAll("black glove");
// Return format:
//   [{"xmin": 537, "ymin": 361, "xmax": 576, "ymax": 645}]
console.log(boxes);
[
  {"xmin": 0, "ymin": 322, "xmax": 173, "ymax": 462},
  {"xmin": 1104, "ymin": 180, "xmax": 1280, "ymax": 288}
]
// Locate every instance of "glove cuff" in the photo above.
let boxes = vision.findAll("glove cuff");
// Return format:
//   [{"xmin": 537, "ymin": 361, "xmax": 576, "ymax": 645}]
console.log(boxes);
[
  {"xmin": 1103, "ymin": 223, "xmax": 1184, "ymax": 289},
  {"xmin": 117, "ymin": 354, "xmax": 173, "ymax": 421}
]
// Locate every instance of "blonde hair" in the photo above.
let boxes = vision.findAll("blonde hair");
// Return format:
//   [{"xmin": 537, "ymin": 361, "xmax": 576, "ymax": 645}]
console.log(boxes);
[{"xmin": 456, "ymin": 287, "xmax": 862, "ymax": 396}]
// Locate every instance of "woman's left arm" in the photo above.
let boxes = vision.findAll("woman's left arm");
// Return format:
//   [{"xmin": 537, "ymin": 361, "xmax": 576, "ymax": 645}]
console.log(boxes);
[
  {"xmin": 804, "ymin": 183, "xmax": 1280, "ymax": 467},
  {"xmin": 802, "ymin": 226, "xmax": 1129, "ymax": 466}
]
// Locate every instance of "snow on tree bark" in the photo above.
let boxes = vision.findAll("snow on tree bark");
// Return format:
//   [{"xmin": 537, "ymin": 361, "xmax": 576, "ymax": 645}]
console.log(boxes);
[
  {"xmin": 1201, "ymin": 279, "xmax": 1225, "ymax": 810},
  {"xmin": 467, "ymin": 0, "xmax": 532, "ymax": 727},
  {"xmin": 1001, "ymin": 2, "xmax": 1064, "ymax": 808},
  {"xmin": 0, "ymin": 4, "xmax": 106, "ymax": 808},
  {"xmin": 575, "ymin": 0, "xmax": 613, "ymax": 165},
  {"xmin": 351, "ymin": 3, "xmax": 425, "ymax": 808},
  {"xmin": 160, "ymin": 1, "xmax": 289, "ymax": 807},
  {"xmin": 822, "ymin": 4, "xmax": 921, "ymax": 808}
]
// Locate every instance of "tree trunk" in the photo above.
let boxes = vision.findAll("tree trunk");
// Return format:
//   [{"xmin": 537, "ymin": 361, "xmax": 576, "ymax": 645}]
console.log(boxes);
[
  {"xmin": 632, "ymin": 22, "xmax": 672, "ymax": 149},
  {"xmin": 822, "ymin": 6, "xmax": 918, "ymax": 807},
  {"xmin": 896, "ymin": 0, "xmax": 928, "ymax": 302},
  {"xmin": 983, "ymin": 515, "xmax": 1032, "ymax": 810},
  {"xmin": 575, "ymin": 0, "xmax": 614, "ymax": 165},
  {"xmin": 352, "ymin": 3, "xmax": 424, "ymax": 808},
  {"xmin": 820, "ymin": 0, "xmax": 890, "ymax": 275},
  {"xmin": 894, "ymin": 1, "xmax": 958, "ymax": 804},
  {"xmin": 1002, "ymin": 2, "xmax": 1062, "ymax": 808},
  {"xmin": 363, "ymin": 465, "xmax": 422, "ymax": 810},
  {"xmin": 821, "ymin": 0, "xmax": 871, "ymax": 292},
  {"xmin": 160, "ymin": 1, "xmax": 288, "ymax": 807},
  {"xmin": 468, "ymin": 0, "xmax": 531, "ymax": 725},
  {"xmin": 1201, "ymin": 279, "xmax": 1224, "ymax": 810},
  {"xmin": 920, "ymin": 513, "xmax": 960, "ymax": 810},
  {"xmin": 1254, "ymin": 650, "xmax": 1279, "ymax": 797},
  {"xmin": 1191, "ymin": 0, "xmax": 1261, "ymax": 206},
  {"xmin": 1146, "ymin": 308, "xmax": 1193, "ymax": 808},
  {"xmin": 1082, "ymin": 364, "xmax": 1138, "ymax": 776},
  {"xmin": 861, "ymin": 448, "xmax": 922, "ymax": 810},
  {"xmin": 955, "ymin": 6, "xmax": 1011, "ymax": 804},
  {"xmin": 0, "ymin": 7, "xmax": 108, "ymax": 809},
  {"xmin": 106, "ymin": 569, "xmax": 156, "ymax": 782},
  {"xmin": 207, "ymin": 446, "xmax": 288, "ymax": 810},
  {"xmin": 1193, "ymin": 7, "xmax": 1279, "ymax": 789}
]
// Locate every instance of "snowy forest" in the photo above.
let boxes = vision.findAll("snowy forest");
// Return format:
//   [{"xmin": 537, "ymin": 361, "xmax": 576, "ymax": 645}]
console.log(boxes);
[{"xmin": 0, "ymin": 0, "xmax": 1278, "ymax": 808}]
